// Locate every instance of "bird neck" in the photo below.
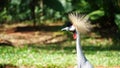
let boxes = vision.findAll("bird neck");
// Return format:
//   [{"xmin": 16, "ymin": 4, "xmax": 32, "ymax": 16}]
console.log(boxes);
[{"xmin": 76, "ymin": 30, "xmax": 87, "ymax": 64}]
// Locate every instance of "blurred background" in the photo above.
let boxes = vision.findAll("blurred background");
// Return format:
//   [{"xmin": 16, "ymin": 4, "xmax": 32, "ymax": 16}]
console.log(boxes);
[{"xmin": 0, "ymin": 0, "xmax": 120, "ymax": 68}]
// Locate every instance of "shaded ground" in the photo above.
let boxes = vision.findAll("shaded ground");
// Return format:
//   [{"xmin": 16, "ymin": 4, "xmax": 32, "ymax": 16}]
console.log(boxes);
[{"xmin": 0, "ymin": 23, "xmax": 67, "ymax": 47}]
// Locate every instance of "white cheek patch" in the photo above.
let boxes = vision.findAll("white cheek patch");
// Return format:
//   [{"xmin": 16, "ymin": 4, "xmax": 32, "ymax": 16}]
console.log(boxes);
[{"xmin": 69, "ymin": 25, "xmax": 75, "ymax": 31}]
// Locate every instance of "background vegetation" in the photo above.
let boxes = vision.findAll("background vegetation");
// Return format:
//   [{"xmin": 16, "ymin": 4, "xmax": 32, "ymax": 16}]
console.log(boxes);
[{"xmin": 0, "ymin": 0, "xmax": 120, "ymax": 28}]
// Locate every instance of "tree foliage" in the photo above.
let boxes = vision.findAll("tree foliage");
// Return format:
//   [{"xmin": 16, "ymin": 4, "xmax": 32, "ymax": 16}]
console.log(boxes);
[{"xmin": 0, "ymin": 0, "xmax": 120, "ymax": 31}]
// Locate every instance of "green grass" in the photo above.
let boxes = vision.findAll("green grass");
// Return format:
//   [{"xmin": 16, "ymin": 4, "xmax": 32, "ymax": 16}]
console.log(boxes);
[{"xmin": 0, "ymin": 38, "xmax": 120, "ymax": 68}]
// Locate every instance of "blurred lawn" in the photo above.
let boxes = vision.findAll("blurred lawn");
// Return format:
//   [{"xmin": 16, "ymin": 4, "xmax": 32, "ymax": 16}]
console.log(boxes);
[{"xmin": 0, "ymin": 37, "xmax": 120, "ymax": 68}]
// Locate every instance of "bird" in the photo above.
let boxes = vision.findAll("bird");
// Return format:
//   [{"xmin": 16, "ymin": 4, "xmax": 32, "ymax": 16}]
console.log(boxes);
[{"xmin": 62, "ymin": 13, "xmax": 93, "ymax": 68}]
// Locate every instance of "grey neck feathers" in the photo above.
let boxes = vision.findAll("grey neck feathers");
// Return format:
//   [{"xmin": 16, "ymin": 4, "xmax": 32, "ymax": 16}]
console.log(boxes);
[{"xmin": 76, "ymin": 30, "xmax": 87, "ymax": 66}]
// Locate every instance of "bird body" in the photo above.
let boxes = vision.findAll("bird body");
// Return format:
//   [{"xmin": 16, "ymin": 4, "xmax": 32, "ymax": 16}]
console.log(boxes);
[
  {"xmin": 62, "ymin": 13, "xmax": 93, "ymax": 68},
  {"xmin": 69, "ymin": 13, "xmax": 93, "ymax": 68}
]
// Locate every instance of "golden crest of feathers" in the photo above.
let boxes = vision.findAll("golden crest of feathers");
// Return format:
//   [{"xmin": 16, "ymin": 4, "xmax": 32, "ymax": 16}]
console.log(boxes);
[{"xmin": 68, "ymin": 13, "xmax": 93, "ymax": 34}]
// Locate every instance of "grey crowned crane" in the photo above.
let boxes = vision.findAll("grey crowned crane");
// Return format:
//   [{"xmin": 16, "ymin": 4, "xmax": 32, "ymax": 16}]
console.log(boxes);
[{"xmin": 62, "ymin": 13, "xmax": 93, "ymax": 68}]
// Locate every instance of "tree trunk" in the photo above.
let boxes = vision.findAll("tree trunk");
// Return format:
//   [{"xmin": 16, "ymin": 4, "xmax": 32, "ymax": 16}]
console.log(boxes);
[
  {"xmin": 39, "ymin": 0, "xmax": 43, "ymax": 23},
  {"xmin": 29, "ymin": 0, "xmax": 38, "ymax": 26}
]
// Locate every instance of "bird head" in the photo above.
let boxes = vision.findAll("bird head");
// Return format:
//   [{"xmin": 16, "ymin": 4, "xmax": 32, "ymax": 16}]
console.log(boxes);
[
  {"xmin": 62, "ymin": 12, "xmax": 93, "ymax": 39},
  {"xmin": 61, "ymin": 24, "xmax": 77, "ymax": 39}
]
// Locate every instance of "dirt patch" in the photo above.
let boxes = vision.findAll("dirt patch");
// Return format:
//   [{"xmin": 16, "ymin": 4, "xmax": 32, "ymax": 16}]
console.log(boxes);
[{"xmin": 0, "ymin": 23, "xmax": 67, "ymax": 47}]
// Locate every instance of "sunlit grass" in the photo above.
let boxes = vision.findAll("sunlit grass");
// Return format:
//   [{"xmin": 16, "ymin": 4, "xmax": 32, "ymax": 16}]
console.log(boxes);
[
  {"xmin": 0, "ymin": 44, "xmax": 76, "ymax": 68},
  {"xmin": 0, "ymin": 38, "xmax": 120, "ymax": 68}
]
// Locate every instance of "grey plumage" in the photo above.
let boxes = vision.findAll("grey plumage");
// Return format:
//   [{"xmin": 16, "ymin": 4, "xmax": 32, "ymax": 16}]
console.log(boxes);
[{"xmin": 68, "ymin": 13, "xmax": 93, "ymax": 68}]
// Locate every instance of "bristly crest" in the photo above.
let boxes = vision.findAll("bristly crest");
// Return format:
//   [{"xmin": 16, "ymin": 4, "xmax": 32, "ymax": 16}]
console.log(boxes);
[{"xmin": 68, "ymin": 13, "xmax": 93, "ymax": 34}]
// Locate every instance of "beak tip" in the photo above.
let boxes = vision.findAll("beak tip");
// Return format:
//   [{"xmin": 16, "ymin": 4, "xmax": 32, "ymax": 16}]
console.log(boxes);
[
  {"xmin": 61, "ymin": 28, "xmax": 64, "ymax": 31},
  {"xmin": 61, "ymin": 27, "xmax": 68, "ymax": 31}
]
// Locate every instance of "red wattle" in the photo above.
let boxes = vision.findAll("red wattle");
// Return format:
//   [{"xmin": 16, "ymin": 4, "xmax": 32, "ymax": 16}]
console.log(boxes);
[{"xmin": 73, "ymin": 33, "xmax": 77, "ymax": 39}]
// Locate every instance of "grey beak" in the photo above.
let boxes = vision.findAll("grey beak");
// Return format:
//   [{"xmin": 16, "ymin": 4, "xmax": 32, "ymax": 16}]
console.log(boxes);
[
  {"xmin": 61, "ymin": 27, "xmax": 69, "ymax": 31},
  {"xmin": 61, "ymin": 25, "xmax": 76, "ymax": 31}
]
